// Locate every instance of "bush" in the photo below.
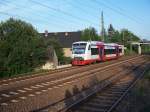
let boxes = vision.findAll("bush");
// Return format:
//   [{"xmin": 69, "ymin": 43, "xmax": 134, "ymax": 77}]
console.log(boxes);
[{"xmin": 0, "ymin": 18, "xmax": 47, "ymax": 77}]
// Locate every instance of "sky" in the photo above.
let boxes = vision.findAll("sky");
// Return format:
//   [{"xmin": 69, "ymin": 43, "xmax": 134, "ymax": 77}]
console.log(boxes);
[{"xmin": 0, "ymin": 0, "xmax": 150, "ymax": 40}]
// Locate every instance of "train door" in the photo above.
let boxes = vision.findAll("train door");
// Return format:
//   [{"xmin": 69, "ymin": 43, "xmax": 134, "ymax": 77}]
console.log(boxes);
[
  {"xmin": 116, "ymin": 46, "xmax": 119, "ymax": 57},
  {"xmin": 99, "ymin": 46, "xmax": 103, "ymax": 61}
]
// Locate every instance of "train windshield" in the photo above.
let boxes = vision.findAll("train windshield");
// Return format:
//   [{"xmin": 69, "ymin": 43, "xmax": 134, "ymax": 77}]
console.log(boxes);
[{"xmin": 72, "ymin": 43, "xmax": 87, "ymax": 54}]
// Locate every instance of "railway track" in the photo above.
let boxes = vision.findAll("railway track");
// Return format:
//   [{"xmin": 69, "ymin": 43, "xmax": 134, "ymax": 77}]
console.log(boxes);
[
  {"xmin": 0, "ymin": 66, "xmax": 78, "ymax": 88},
  {"xmin": 0, "ymin": 55, "xmax": 149, "ymax": 112},
  {"xmin": 64, "ymin": 62, "xmax": 150, "ymax": 112},
  {"xmin": 0, "ymin": 55, "xmax": 143, "ymax": 93},
  {"xmin": 0, "ymin": 55, "xmax": 139, "ymax": 87},
  {"xmin": 36, "ymin": 56, "xmax": 149, "ymax": 112}
]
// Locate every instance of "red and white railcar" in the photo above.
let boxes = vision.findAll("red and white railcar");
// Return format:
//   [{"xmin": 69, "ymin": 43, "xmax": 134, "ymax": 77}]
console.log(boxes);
[{"xmin": 72, "ymin": 41, "xmax": 124, "ymax": 65}]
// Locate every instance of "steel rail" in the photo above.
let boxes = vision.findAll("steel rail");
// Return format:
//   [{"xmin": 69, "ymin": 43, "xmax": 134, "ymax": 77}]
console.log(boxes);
[
  {"xmin": 36, "ymin": 60, "xmax": 148, "ymax": 112},
  {"xmin": 107, "ymin": 64, "xmax": 150, "ymax": 112},
  {"xmin": 0, "ymin": 55, "xmax": 141, "ymax": 86},
  {"xmin": 0, "ymin": 56, "xmax": 148, "ymax": 112},
  {"xmin": 62, "ymin": 62, "xmax": 149, "ymax": 112}
]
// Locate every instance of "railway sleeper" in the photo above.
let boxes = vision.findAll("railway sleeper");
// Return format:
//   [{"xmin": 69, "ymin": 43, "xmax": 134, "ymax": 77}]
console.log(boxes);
[
  {"xmin": 96, "ymin": 95, "xmax": 119, "ymax": 100},
  {"xmin": 77, "ymin": 106, "xmax": 106, "ymax": 112},
  {"xmin": 115, "ymin": 81, "xmax": 132, "ymax": 85},
  {"xmin": 98, "ymin": 89, "xmax": 124, "ymax": 94},
  {"xmin": 97, "ymin": 91, "xmax": 120, "ymax": 96},
  {"xmin": 108, "ymin": 86, "xmax": 128, "ymax": 91},
  {"xmin": 104, "ymin": 91, "xmax": 125, "ymax": 94},
  {"xmin": 108, "ymin": 86, "xmax": 127, "ymax": 89},
  {"xmin": 90, "ymin": 98, "xmax": 113, "ymax": 105},
  {"xmin": 97, "ymin": 93, "xmax": 122, "ymax": 98},
  {"xmin": 86, "ymin": 102, "xmax": 112, "ymax": 109}
]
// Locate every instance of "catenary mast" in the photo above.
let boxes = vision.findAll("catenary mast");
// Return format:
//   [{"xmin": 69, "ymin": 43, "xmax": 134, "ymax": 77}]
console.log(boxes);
[{"xmin": 101, "ymin": 11, "xmax": 105, "ymax": 42}]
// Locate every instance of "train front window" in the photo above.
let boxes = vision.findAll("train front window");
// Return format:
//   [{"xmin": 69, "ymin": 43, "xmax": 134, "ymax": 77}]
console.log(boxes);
[
  {"xmin": 72, "ymin": 43, "xmax": 87, "ymax": 54},
  {"xmin": 73, "ymin": 48, "xmax": 85, "ymax": 54}
]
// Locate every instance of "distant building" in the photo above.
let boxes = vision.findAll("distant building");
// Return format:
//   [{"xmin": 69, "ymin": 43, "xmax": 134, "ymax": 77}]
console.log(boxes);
[{"xmin": 40, "ymin": 31, "xmax": 81, "ymax": 57}]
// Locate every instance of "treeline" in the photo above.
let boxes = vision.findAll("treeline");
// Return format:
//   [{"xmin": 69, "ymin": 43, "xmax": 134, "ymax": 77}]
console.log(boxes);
[
  {"xmin": 81, "ymin": 24, "xmax": 140, "ymax": 45},
  {"xmin": 0, "ymin": 18, "xmax": 64, "ymax": 77},
  {"xmin": 81, "ymin": 25, "xmax": 150, "ymax": 54}
]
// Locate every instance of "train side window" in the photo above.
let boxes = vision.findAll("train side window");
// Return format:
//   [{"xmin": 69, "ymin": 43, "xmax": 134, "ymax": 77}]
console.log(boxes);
[
  {"xmin": 88, "ymin": 45, "xmax": 91, "ymax": 50},
  {"xmin": 104, "ymin": 49, "xmax": 116, "ymax": 55},
  {"xmin": 104, "ymin": 49, "xmax": 109, "ymax": 55},
  {"xmin": 91, "ymin": 48, "xmax": 98, "ymax": 55}
]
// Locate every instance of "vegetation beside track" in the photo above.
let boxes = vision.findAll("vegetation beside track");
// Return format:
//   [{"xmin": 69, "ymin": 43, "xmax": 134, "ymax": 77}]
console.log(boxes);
[{"xmin": 0, "ymin": 18, "xmax": 66, "ymax": 78}]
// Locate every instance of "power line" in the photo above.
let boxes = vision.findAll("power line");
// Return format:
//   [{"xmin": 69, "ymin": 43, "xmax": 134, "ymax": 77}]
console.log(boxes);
[
  {"xmin": 30, "ymin": 0, "xmax": 98, "ymax": 26},
  {"xmin": 93, "ymin": 0, "xmax": 142, "ymax": 24},
  {"xmin": 0, "ymin": 11, "xmax": 72, "ymax": 31},
  {"xmin": 64, "ymin": 0, "xmax": 99, "ymax": 23},
  {"xmin": 75, "ymin": 0, "xmax": 99, "ymax": 13},
  {"xmin": 1, "ymin": 0, "xmax": 100, "ymax": 32},
  {"xmin": 0, "ymin": 0, "xmax": 83, "ymax": 31},
  {"xmin": 0, "ymin": 0, "xmax": 11, "ymax": 6},
  {"xmin": 0, "ymin": 11, "xmax": 23, "ymax": 19},
  {"xmin": 102, "ymin": 0, "xmax": 145, "ymax": 22},
  {"xmin": 1, "ymin": 0, "xmax": 149, "ymax": 39},
  {"xmin": 3, "ymin": 0, "xmax": 96, "ymax": 30}
]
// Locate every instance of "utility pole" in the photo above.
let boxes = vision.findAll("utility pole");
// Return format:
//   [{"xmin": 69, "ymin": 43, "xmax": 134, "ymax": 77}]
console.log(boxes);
[
  {"xmin": 101, "ymin": 11, "xmax": 105, "ymax": 42},
  {"xmin": 123, "ymin": 31, "xmax": 125, "ymax": 45}
]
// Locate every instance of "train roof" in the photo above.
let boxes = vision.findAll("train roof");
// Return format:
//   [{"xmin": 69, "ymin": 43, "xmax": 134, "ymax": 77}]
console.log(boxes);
[
  {"xmin": 118, "ymin": 44, "xmax": 124, "ymax": 46},
  {"xmin": 104, "ymin": 43, "xmax": 119, "ymax": 46},
  {"xmin": 72, "ymin": 41, "xmax": 123, "ymax": 47},
  {"xmin": 73, "ymin": 41, "xmax": 87, "ymax": 44},
  {"xmin": 73, "ymin": 41, "xmax": 104, "ymax": 45}
]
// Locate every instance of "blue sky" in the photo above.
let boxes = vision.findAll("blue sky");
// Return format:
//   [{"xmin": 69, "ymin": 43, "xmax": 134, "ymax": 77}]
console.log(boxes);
[{"xmin": 0, "ymin": 0, "xmax": 150, "ymax": 40}]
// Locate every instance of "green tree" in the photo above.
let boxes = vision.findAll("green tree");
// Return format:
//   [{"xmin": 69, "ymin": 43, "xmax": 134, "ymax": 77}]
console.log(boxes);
[
  {"xmin": 106, "ymin": 26, "xmax": 141, "ymax": 45},
  {"xmin": 108, "ymin": 24, "xmax": 115, "ymax": 38},
  {"xmin": 81, "ymin": 27, "xmax": 100, "ymax": 41},
  {"xmin": 111, "ymin": 30, "xmax": 122, "ymax": 43},
  {"xmin": 0, "ymin": 18, "xmax": 47, "ymax": 77},
  {"xmin": 106, "ymin": 24, "xmax": 121, "ymax": 43},
  {"xmin": 120, "ymin": 29, "xmax": 140, "ymax": 46}
]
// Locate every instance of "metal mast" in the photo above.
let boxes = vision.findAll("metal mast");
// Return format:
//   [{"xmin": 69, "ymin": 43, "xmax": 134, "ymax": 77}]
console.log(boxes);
[{"xmin": 101, "ymin": 11, "xmax": 105, "ymax": 42}]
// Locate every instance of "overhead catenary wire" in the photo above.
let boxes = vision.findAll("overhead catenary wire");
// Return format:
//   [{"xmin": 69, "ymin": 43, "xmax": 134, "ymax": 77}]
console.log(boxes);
[
  {"xmin": 64, "ymin": 0, "xmax": 99, "ymax": 22},
  {"xmin": 30, "ymin": 0, "xmax": 99, "ymax": 26},
  {"xmin": 92, "ymin": 0, "xmax": 150, "ymax": 39},
  {"xmin": 0, "ymin": 0, "xmax": 149, "ymax": 39},
  {"xmin": 0, "ymin": 1, "xmax": 86, "ymax": 31},
  {"xmin": 0, "ymin": 11, "xmax": 73, "ymax": 32},
  {"xmin": 92, "ymin": 0, "xmax": 142, "ymax": 24},
  {"xmin": 102, "ymin": 0, "xmax": 145, "ymax": 22},
  {"xmin": 1, "ymin": 0, "xmax": 84, "ymax": 29}
]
